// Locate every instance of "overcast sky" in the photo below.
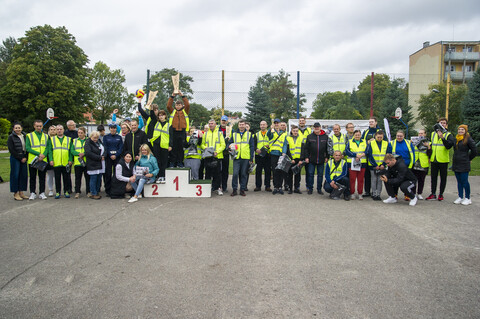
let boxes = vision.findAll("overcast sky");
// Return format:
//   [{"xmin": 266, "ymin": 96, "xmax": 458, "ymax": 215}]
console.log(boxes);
[{"xmin": 1, "ymin": 0, "xmax": 479, "ymax": 113}]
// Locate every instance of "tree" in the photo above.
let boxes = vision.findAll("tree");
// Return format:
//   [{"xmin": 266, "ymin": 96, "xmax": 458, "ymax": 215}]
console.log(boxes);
[
  {"xmin": 145, "ymin": 68, "xmax": 194, "ymax": 111},
  {"xmin": 0, "ymin": 37, "xmax": 17, "ymax": 114},
  {"xmin": 311, "ymin": 91, "xmax": 362, "ymax": 120},
  {"xmin": 210, "ymin": 106, "xmax": 242, "ymax": 124},
  {"xmin": 380, "ymin": 78, "xmax": 415, "ymax": 138},
  {"xmin": 188, "ymin": 103, "xmax": 211, "ymax": 128},
  {"xmin": 356, "ymin": 73, "xmax": 391, "ymax": 118},
  {"xmin": 245, "ymin": 73, "xmax": 274, "ymax": 132},
  {"xmin": 0, "ymin": 25, "xmax": 91, "ymax": 128},
  {"xmin": 462, "ymin": 67, "xmax": 480, "ymax": 141},
  {"xmin": 267, "ymin": 70, "xmax": 306, "ymax": 122},
  {"xmin": 418, "ymin": 82, "xmax": 467, "ymax": 133},
  {"xmin": 90, "ymin": 61, "xmax": 134, "ymax": 124}
]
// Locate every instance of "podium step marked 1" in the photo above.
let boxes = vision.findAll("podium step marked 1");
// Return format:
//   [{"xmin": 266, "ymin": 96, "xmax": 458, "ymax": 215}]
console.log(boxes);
[{"xmin": 143, "ymin": 168, "xmax": 212, "ymax": 198}]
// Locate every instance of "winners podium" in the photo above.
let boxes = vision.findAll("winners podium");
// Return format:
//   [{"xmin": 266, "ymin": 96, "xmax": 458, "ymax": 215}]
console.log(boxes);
[{"xmin": 143, "ymin": 168, "xmax": 212, "ymax": 198}]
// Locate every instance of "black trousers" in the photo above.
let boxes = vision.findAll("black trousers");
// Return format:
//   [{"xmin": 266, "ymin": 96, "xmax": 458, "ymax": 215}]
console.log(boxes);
[
  {"xmin": 205, "ymin": 158, "xmax": 222, "ymax": 190},
  {"xmin": 430, "ymin": 162, "xmax": 448, "ymax": 195},
  {"xmin": 385, "ymin": 180, "xmax": 416, "ymax": 198},
  {"xmin": 29, "ymin": 164, "xmax": 46, "ymax": 194},
  {"xmin": 105, "ymin": 157, "xmax": 119, "ymax": 195},
  {"xmin": 74, "ymin": 165, "xmax": 90, "ymax": 194},
  {"xmin": 412, "ymin": 169, "xmax": 428, "ymax": 195},
  {"xmin": 152, "ymin": 143, "xmax": 169, "ymax": 178},
  {"xmin": 287, "ymin": 158, "xmax": 301, "ymax": 190},
  {"xmin": 364, "ymin": 167, "xmax": 371, "ymax": 194},
  {"xmin": 199, "ymin": 159, "xmax": 205, "ymax": 179},
  {"xmin": 170, "ymin": 130, "xmax": 186, "ymax": 164},
  {"xmin": 270, "ymin": 154, "xmax": 285, "ymax": 189},
  {"xmin": 255, "ymin": 154, "xmax": 271, "ymax": 188},
  {"xmin": 221, "ymin": 155, "xmax": 229, "ymax": 191},
  {"xmin": 54, "ymin": 166, "xmax": 72, "ymax": 194}
]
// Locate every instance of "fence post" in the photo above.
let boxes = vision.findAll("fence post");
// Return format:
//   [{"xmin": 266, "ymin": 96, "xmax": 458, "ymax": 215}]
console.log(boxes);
[
  {"xmin": 370, "ymin": 72, "xmax": 374, "ymax": 117},
  {"xmin": 222, "ymin": 70, "xmax": 225, "ymax": 116},
  {"xmin": 146, "ymin": 69, "xmax": 150, "ymax": 102},
  {"xmin": 296, "ymin": 71, "xmax": 300, "ymax": 119}
]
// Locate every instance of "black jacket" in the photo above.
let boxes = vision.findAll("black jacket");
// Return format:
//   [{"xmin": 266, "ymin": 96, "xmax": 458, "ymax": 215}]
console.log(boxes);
[
  {"xmin": 452, "ymin": 137, "xmax": 477, "ymax": 173},
  {"xmin": 7, "ymin": 132, "xmax": 27, "ymax": 161},
  {"xmin": 84, "ymin": 138, "xmax": 104, "ymax": 171},
  {"xmin": 303, "ymin": 131, "xmax": 333, "ymax": 164},
  {"xmin": 111, "ymin": 158, "xmax": 134, "ymax": 198},
  {"xmin": 386, "ymin": 156, "xmax": 417, "ymax": 186},
  {"xmin": 122, "ymin": 129, "xmax": 147, "ymax": 158}
]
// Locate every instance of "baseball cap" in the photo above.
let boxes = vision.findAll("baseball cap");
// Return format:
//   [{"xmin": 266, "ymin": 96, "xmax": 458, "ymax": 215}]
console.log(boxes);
[
  {"xmin": 109, "ymin": 123, "xmax": 117, "ymax": 129},
  {"xmin": 274, "ymin": 118, "xmax": 280, "ymax": 123},
  {"xmin": 313, "ymin": 122, "xmax": 321, "ymax": 128},
  {"xmin": 221, "ymin": 115, "xmax": 228, "ymax": 121}
]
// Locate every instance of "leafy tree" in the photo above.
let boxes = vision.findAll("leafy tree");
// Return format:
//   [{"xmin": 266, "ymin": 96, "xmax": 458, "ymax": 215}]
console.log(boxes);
[
  {"xmin": 188, "ymin": 103, "xmax": 211, "ymax": 128},
  {"xmin": 462, "ymin": 67, "xmax": 480, "ymax": 141},
  {"xmin": 311, "ymin": 91, "xmax": 362, "ymax": 120},
  {"xmin": 245, "ymin": 73, "xmax": 274, "ymax": 132},
  {"xmin": 418, "ymin": 82, "xmax": 467, "ymax": 133},
  {"xmin": 90, "ymin": 61, "xmax": 134, "ymax": 124},
  {"xmin": 356, "ymin": 73, "xmax": 391, "ymax": 118},
  {"xmin": 0, "ymin": 37, "xmax": 18, "ymax": 114},
  {"xmin": 267, "ymin": 70, "xmax": 306, "ymax": 122},
  {"xmin": 0, "ymin": 25, "xmax": 91, "ymax": 129},
  {"xmin": 145, "ymin": 68, "xmax": 194, "ymax": 111},
  {"xmin": 380, "ymin": 78, "xmax": 415, "ymax": 138}
]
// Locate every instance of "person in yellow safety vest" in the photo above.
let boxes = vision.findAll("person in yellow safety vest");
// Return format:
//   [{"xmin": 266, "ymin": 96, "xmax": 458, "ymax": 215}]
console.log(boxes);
[
  {"xmin": 361, "ymin": 116, "xmax": 381, "ymax": 198},
  {"xmin": 267, "ymin": 120, "xmax": 288, "ymax": 194},
  {"xmin": 425, "ymin": 117, "xmax": 456, "ymax": 201},
  {"xmin": 167, "ymin": 90, "xmax": 190, "ymax": 167},
  {"xmin": 298, "ymin": 116, "xmax": 311, "ymax": 143},
  {"xmin": 345, "ymin": 130, "xmax": 367, "ymax": 200},
  {"xmin": 228, "ymin": 120, "xmax": 254, "ymax": 197},
  {"xmin": 184, "ymin": 126, "xmax": 203, "ymax": 180},
  {"xmin": 201, "ymin": 119, "xmax": 226, "ymax": 195},
  {"xmin": 48, "ymin": 124, "xmax": 73, "ymax": 199},
  {"xmin": 324, "ymin": 150, "xmax": 350, "ymax": 200},
  {"xmin": 149, "ymin": 109, "xmax": 171, "ymax": 184},
  {"xmin": 366, "ymin": 130, "xmax": 392, "ymax": 201},
  {"xmin": 412, "ymin": 129, "xmax": 432, "ymax": 200},
  {"xmin": 25, "ymin": 119, "xmax": 52, "ymax": 200},
  {"xmin": 70, "ymin": 127, "xmax": 90, "ymax": 198},
  {"xmin": 253, "ymin": 120, "xmax": 272, "ymax": 192},
  {"xmin": 285, "ymin": 125, "xmax": 304, "ymax": 194},
  {"xmin": 331, "ymin": 124, "xmax": 347, "ymax": 155}
]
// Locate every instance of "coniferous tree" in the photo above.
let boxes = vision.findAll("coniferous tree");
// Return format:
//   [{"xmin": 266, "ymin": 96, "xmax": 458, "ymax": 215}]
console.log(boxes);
[{"xmin": 462, "ymin": 67, "xmax": 480, "ymax": 141}]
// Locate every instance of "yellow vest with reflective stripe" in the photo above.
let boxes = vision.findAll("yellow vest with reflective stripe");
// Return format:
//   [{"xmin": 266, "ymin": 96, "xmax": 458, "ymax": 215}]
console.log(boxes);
[
  {"xmin": 331, "ymin": 133, "xmax": 346, "ymax": 153},
  {"xmin": 168, "ymin": 109, "xmax": 189, "ymax": 132},
  {"xmin": 73, "ymin": 138, "xmax": 87, "ymax": 166},
  {"xmin": 286, "ymin": 136, "xmax": 303, "ymax": 159},
  {"xmin": 390, "ymin": 139, "xmax": 414, "ymax": 169},
  {"xmin": 256, "ymin": 131, "xmax": 270, "ymax": 152},
  {"xmin": 202, "ymin": 128, "xmax": 225, "ymax": 159},
  {"xmin": 27, "ymin": 132, "xmax": 48, "ymax": 163},
  {"xmin": 328, "ymin": 158, "xmax": 346, "ymax": 180},
  {"xmin": 269, "ymin": 132, "xmax": 286, "ymax": 152},
  {"xmin": 370, "ymin": 140, "xmax": 389, "ymax": 166},
  {"xmin": 184, "ymin": 136, "xmax": 202, "ymax": 159},
  {"xmin": 150, "ymin": 121, "xmax": 170, "ymax": 149},
  {"xmin": 52, "ymin": 136, "xmax": 71, "ymax": 167},
  {"xmin": 298, "ymin": 127, "xmax": 311, "ymax": 143},
  {"xmin": 347, "ymin": 140, "xmax": 367, "ymax": 163},
  {"xmin": 414, "ymin": 145, "xmax": 430, "ymax": 168},
  {"xmin": 231, "ymin": 131, "xmax": 252, "ymax": 160},
  {"xmin": 430, "ymin": 132, "xmax": 451, "ymax": 163}
]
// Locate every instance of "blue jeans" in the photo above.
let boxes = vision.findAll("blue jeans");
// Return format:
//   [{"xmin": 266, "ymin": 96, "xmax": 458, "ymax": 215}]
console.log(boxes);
[
  {"xmin": 10, "ymin": 156, "xmax": 28, "ymax": 193},
  {"xmin": 306, "ymin": 163, "xmax": 324, "ymax": 191},
  {"xmin": 89, "ymin": 173, "xmax": 103, "ymax": 195},
  {"xmin": 131, "ymin": 176, "xmax": 155, "ymax": 197},
  {"xmin": 232, "ymin": 159, "xmax": 249, "ymax": 191},
  {"xmin": 455, "ymin": 172, "xmax": 470, "ymax": 199}
]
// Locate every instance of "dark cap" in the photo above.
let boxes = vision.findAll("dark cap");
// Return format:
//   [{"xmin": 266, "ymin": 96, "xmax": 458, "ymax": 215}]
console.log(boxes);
[
  {"xmin": 274, "ymin": 118, "xmax": 280, "ymax": 123},
  {"xmin": 313, "ymin": 122, "xmax": 321, "ymax": 128},
  {"xmin": 109, "ymin": 123, "xmax": 117, "ymax": 129}
]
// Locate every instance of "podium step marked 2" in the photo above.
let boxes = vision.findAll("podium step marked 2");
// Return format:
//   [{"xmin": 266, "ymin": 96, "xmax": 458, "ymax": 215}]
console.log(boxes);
[{"xmin": 143, "ymin": 168, "xmax": 212, "ymax": 198}]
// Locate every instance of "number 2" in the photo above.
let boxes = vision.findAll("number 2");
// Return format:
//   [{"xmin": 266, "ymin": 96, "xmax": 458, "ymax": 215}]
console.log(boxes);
[
  {"xmin": 196, "ymin": 185, "xmax": 202, "ymax": 196},
  {"xmin": 152, "ymin": 184, "xmax": 158, "ymax": 196}
]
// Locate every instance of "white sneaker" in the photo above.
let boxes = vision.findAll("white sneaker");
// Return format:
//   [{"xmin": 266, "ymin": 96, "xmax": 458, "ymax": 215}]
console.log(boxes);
[
  {"xmin": 217, "ymin": 189, "xmax": 223, "ymax": 196},
  {"xmin": 383, "ymin": 196, "xmax": 397, "ymax": 204},
  {"xmin": 138, "ymin": 194, "xmax": 143, "ymax": 199},
  {"xmin": 454, "ymin": 197, "xmax": 463, "ymax": 204},
  {"xmin": 350, "ymin": 194, "xmax": 355, "ymax": 200},
  {"xmin": 39, "ymin": 193, "xmax": 47, "ymax": 200},
  {"xmin": 461, "ymin": 198, "xmax": 472, "ymax": 206},
  {"xmin": 29, "ymin": 193, "xmax": 37, "ymax": 200},
  {"xmin": 409, "ymin": 196, "xmax": 418, "ymax": 206},
  {"xmin": 48, "ymin": 190, "xmax": 54, "ymax": 197},
  {"xmin": 159, "ymin": 177, "xmax": 166, "ymax": 184},
  {"xmin": 358, "ymin": 194, "xmax": 363, "ymax": 200},
  {"xmin": 128, "ymin": 197, "xmax": 138, "ymax": 203},
  {"xmin": 417, "ymin": 194, "xmax": 424, "ymax": 200}
]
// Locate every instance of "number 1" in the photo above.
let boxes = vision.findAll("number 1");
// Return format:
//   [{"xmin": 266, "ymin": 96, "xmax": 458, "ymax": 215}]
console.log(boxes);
[{"xmin": 173, "ymin": 176, "xmax": 179, "ymax": 191}]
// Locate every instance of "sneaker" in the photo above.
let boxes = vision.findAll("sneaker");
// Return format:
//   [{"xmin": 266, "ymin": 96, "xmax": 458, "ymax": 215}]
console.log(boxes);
[
  {"xmin": 461, "ymin": 198, "xmax": 472, "ymax": 206},
  {"xmin": 92, "ymin": 195, "xmax": 102, "ymax": 200},
  {"xmin": 288, "ymin": 189, "xmax": 293, "ymax": 194},
  {"xmin": 294, "ymin": 188, "xmax": 302, "ymax": 194},
  {"xmin": 29, "ymin": 193, "xmax": 37, "ymax": 200},
  {"xmin": 438, "ymin": 195, "xmax": 444, "ymax": 201},
  {"xmin": 363, "ymin": 193, "xmax": 371, "ymax": 197},
  {"xmin": 231, "ymin": 190, "xmax": 238, "ymax": 197},
  {"xmin": 404, "ymin": 196, "xmax": 410, "ymax": 201},
  {"xmin": 350, "ymin": 194, "xmax": 356, "ymax": 200},
  {"xmin": 358, "ymin": 194, "xmax": 363, "ymax": 200},
  {"xmin": 265, "ymin": 187, "xmax": 272, "ymax": 192},
  {"xmin": 48, "ymin": 190, "xmax": 54, "ymax": 197},
  {"xmin": 454, "ymin": 197, "xmax": 463, "ymax": 204},
  {"xmin": 65, "ymin": 192, "xmax": 70, "ymax": 198},
  {"xmin": 39, "ymin": 193, "xmax": 47, "ymax": 200},
  {"xmin": 278, "ymin": 189, "xmax": 284, "ymax": 195},
  {"xmin": 128, "ymin": 197, "xmax": 138, "ymax": 203},
  {"xmin": 138, "ymin": 194, "xmax": 143, "ymax": 199},
  {"xmin": 55, "ymin": 193, "xmax": 60, "ymax": 199},
  {"xmin": 409, "ymin": 196, "xmax": 418, "ymax": 206},
  {"xmin": 426, "ymin": 194, "xmax": 437, "ymax": 201},
  {"xmin": 344, "ymin": 194, "xmax": 350, "ymax": 201},
  {"xmin": 417, "ymin": 194, "xmax": 424, "ymax": 200},
  {"xmin": 383, "ymin": 196, "xmax": 398, "ymax": 204},
  {"xmin": 272, "ymin": 188, "xmax": 278, "ymax": 195},
  {"xmin": 317, "ymin": 190, "xmax": 324, "ymax": 195},
  {"xmin": 307, "ymin": 189, "xmax": 313, "ymax": 195},
  {"xmin": 217, "ymin": 189, "xmax": 223, "ymax": 196},
  {"xmin": 254, "ymin": 187, "xmax": 261, "ymax": 192},
  {"xmin": 87, "ymin": 193, "xmax": 92, "ymax": 198},
  {"xmin": 240, "ymin": 190, "xmax": 246, "ymax": 196}
]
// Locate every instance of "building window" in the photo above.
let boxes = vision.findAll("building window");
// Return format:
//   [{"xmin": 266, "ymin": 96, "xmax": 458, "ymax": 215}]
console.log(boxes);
[
  {"xmin": 462, "ymin": 65, "xmax": 473, "ymax": 72},
  {"xmin": 463, "ymin": 46, "xmax": 473, "ymax": 52},
  {"xmin": 445, "ymin": 65, "xmax": 455, "ymax": 72},
  {"xmin": 447, "ymin": 46, "xmax": 456, "ymax": 53}
]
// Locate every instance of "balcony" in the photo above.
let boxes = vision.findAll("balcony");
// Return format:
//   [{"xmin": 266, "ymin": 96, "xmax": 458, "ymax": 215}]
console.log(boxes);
[
  {"xmin": 444, "ymin": 71, "xmax": 475, "ymax": 81},
  {"xmin": 444, "ymin": 52, "xmax": 480, "ymax": 62}
]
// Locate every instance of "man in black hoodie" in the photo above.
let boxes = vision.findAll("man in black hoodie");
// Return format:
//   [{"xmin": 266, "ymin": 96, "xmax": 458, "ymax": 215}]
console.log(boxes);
[
  {"xmin": 122, "ymin": 119, "xmax": 147, "ymax": 162},
  {"xmin": 381, "ymin": 154, "xmax": 418, "ymax": 206}
]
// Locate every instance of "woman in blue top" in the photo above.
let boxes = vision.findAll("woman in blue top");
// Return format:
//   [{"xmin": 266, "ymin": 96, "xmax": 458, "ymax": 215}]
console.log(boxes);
[{"xmin": 128, "ymin": 144, "xmax": 159, "ymax": 203}]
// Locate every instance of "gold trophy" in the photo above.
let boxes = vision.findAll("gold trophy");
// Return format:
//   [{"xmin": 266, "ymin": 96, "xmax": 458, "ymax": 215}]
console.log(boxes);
[
  {"xmin": 270, "ymin": 113, "xmax": 276, "ymax": 132},
  {"xmin": 171, "ymin": 73, "xmax": 180, "ymax": 95},
  {"xmin": 146, "ymin": 91, "xmax": 158, "ymax": 110}
]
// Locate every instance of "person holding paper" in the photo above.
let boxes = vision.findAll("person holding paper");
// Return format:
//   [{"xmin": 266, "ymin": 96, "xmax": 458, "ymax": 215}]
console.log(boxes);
[
  {"xmin": 128, "ymin": 144, "xmax": 159, "ymax": 203},
  {"xmin": 345, "ymin": 130, "xmax": 367, "ymax": 200}
]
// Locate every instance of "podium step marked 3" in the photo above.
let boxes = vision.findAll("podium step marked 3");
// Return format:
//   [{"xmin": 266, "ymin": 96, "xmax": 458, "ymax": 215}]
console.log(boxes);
[{"xmin": 143, "ymin": 168, "xmax": 212, "ymax": 198}]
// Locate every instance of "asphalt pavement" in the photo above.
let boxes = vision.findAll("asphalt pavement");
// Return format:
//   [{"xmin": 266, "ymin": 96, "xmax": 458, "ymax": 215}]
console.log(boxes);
[{"xmin": 0, "ymin": 176, "xmax": 479, "ymax": 318}]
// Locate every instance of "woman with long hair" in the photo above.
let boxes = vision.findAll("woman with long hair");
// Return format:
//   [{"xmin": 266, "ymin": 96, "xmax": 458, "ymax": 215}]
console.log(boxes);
[
  {"xmin": 452, "ymin": 125, "xmax": 477, "ymax": 205},
  {"xmin": 7, "ymin": 122, "xmax": 28, "ymax": 200},
  {"xmin": 128, "ymin": 144, "xmax": 159, "ymax": 203}
]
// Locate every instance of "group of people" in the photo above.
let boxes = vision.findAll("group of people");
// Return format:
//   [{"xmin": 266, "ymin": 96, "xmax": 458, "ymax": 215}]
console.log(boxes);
[{"xmin": 8, "ymin": 96, "xmax": 477, "ymax": 206}]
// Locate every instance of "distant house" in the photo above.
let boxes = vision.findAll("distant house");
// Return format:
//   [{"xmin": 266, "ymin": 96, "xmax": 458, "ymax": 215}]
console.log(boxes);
[{"xmin": 83, "ymin": 112, "xmax": 95, "ymax": 124}]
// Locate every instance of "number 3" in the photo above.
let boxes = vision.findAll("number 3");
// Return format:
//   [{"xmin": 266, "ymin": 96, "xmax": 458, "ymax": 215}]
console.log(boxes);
[{"xmin": 196, "ymin": 185, "xmax": 202, "ymax": 196}]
